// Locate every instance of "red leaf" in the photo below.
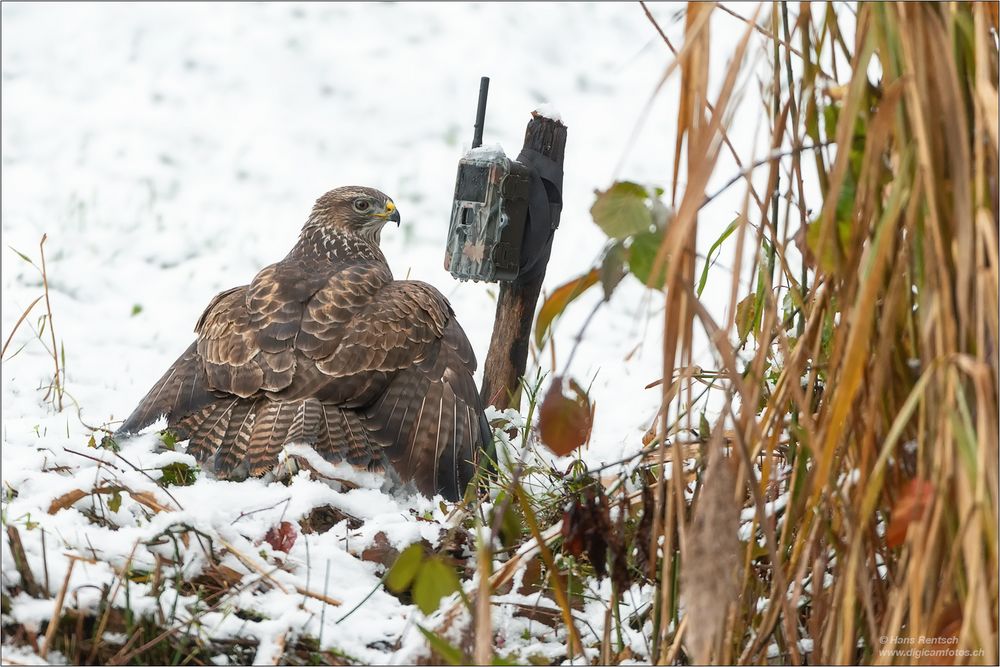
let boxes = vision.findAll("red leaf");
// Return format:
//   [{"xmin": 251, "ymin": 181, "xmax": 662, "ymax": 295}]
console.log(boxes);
[
  {"xmin": 885, "ymin": 479, "xmax": 934, "ymax": 548},
  {"xmin": 264, "ymin": 521, "xmax": 298, "ymax": 553},
  {"xmin": 538, "ymin": 376, "xmax": 593, "ymax": 456}
]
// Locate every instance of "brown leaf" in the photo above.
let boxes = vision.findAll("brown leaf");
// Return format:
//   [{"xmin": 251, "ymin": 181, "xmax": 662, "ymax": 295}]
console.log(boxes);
[
  {"xmin": 585, "ymin": 489, "xmax": 611, "ymax": 580},
  {"xmin": 47, "ymin": 485, "xmax": 172, "ymax": 515},
  {"xmin": 534, "ymin": 270, "xmax": 600, "ymax": 348},
  {"xmin": 361, "ymin": 531, "xmax": 400, "ymax": 569},
  {"xmin": 511, "ymin": 602, "xmax": 561, "ymax": 629},
  {"xmin": 561, "ymin": 502, "xmax": 587, "ymax": 558},
  {"xmin": 300, "ymin": 504, "xmax": 363, "ymax": 533},
  {"xmin": 48, "ymin": 489, "xmax": 89, "ymax": 514},
  {"xmin": 515, "ymin": 557, "xmax": 545, "ymax": 596},
  {"xmin": 560, "ymin": 484, "xmax": 612, "ymax": 580},
  {"xmin": 633, "ymin": 484, "xmax": 655, "ymax": 578},
  {"xmin": 538, "ymin": 376, "xmax": 593, "ymax": 456},
  {"xmin": 128, "ymin": 491, "xmax": 172, "ymax": 514},
  {"xmin": 264, "ymin": 521, "xmax": 297, "ymax": 553},
  {"xmin": 885, "ymin": 478, "xmax": 934, "ymax": 548},
  {"xmin": 916, "ymin": 603, "xmax": 963, "ymax": 665},
  {"xmin": 608, "ymin": 493, "xmax": 629, "ymax": 593},
  {"xmin": 213, "ymin": 564, "xmax": 245, "ymax": 586}
]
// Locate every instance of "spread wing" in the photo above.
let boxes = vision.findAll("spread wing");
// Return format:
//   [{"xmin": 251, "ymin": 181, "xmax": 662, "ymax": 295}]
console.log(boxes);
[
  {"xmin": 351, "ymin": 281, "xmax": 491, "ymax": 499},
  {"xmin": 119, "ymin": 260, "xmax": 489, "ymax": 499}
]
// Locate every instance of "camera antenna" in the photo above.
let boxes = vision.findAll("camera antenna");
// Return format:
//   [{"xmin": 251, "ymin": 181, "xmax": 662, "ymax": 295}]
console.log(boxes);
[{"xmin": 472, "ymin": 76, "xmax": 489, "ymax": 149}]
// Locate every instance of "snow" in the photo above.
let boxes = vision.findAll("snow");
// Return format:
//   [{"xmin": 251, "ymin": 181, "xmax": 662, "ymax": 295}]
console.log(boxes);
[
  {"xmin": 532, "ymin": 103, "xmax": 563, "ymax": 123},
  {"xmin": 0, "ymin": 2, "xmax": 811, "ymax": 663},
  {"xmin": 465, "ymin": 143, "xmax": 507, "ymax": 159}
]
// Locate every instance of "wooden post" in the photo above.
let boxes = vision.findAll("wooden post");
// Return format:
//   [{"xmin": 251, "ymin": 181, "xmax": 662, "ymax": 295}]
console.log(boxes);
[{"xmin": 480, "ymin": 114, "xmax": 567, "ymax": 410}]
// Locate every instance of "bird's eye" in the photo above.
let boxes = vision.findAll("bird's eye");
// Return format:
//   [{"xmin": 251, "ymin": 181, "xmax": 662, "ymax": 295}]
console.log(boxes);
[{"xmin": 353, "ymin": 199, "xmax": 372, "ymax": 213}]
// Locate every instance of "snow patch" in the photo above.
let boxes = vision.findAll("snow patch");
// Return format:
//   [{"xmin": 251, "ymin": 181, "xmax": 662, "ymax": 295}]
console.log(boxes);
[{"xmin": 532, "ymin": 102, "xmax": 563, "ymax": 122}]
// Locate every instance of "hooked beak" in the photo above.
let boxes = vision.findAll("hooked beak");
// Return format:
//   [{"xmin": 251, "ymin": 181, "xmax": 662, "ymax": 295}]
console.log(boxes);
[{"xmin": 376, "ymin": 200, "xmax": 401, "ymax": 226}]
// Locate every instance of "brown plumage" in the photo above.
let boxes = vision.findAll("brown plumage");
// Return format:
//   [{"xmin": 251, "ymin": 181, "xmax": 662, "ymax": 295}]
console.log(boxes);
[{"xmin": 118, "ymin": 186, "xmax": 491, "ymax": 500}]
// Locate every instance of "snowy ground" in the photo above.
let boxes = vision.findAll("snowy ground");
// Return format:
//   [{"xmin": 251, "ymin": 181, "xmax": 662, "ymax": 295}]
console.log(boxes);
[{"xmin": 2, "ymin": 3, "xmax": 787, "ymax": 663}]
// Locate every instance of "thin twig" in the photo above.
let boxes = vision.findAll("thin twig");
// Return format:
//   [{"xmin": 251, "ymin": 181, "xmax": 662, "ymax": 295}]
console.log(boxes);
[
  {"xmin": 40, "ymin": 557, "xmax": 76, "ymax": 659},
  {"xmin": 701, "ymin": 142, "xmax": 833, "ymax": 206},
  {"xmin": 563, "ymin": 298, "xmax": 604, "ymax": 374},
  {"xmin": 38, "ymin": 234, "xmax": 64, "ymax": 411},
  {"xmin": 6, "ymin": 525, "xmax": 43, "ymax": 598},
  {"xmin": 640, "ymin": 1, "xmax": 678, "ymax": 54}
]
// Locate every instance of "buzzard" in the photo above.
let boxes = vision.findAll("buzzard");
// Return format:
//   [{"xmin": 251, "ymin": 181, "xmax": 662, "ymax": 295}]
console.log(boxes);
[{"xmin": 118, "ymin": 186, "xmax": 491, "ymax": 500}]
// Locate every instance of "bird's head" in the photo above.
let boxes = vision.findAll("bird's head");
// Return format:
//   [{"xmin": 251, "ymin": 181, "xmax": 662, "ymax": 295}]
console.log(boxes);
[{"xmin": 306, "ymin": 186, "xmax": 400, "ymax": 244}]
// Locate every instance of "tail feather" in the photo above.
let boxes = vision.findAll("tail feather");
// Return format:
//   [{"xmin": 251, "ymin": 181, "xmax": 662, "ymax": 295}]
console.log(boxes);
[
  {"xmin": 191, "ymin": 400, "xmax": 236, "ymax": 461},
  {"xmin": 213, "ymin": 401, "xmax": 255, "ymax": 479},
  {"xmin": 247, "ymin": 403, "xmax": 288, "ymax": 476},
  {"xmin": 123, "ymin": 347, "xmax": 389, "ymax": 482},
  {"xmin": 317, "ymin": 402, "xmax": 378, "ymax": 469},
  {"xmin": 179, "ymin": 402, "xmax": 226, "ymax": 463},
  {"xmin": 285, "ymin": 399, "xmax": 322, "ymax": 447}
]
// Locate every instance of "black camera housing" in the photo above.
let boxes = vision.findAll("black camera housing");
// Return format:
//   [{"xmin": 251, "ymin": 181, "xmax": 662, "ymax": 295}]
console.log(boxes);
[{"xmin": 444, "ymin": 146, "xmax": 531, "ymax": 283}]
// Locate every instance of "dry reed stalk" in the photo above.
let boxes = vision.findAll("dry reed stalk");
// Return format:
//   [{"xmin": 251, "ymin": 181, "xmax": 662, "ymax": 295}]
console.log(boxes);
[
  {"xmin": 293, "ymin": 584, "xmax": 341, "ymax": 608},
  {"xmin": 650, "ymin": 5, "xmax": 761, "ymax": 660},
  {"xmin": 680, "ymin": 433, "xmax": 739, "ymax": 664},
  {"xmin": 474, "ymin": 535, "xmax": 492, "ymax": 665},
  {"xmin": 216, "ymin": 537, "xmax": 290, "ymax": 594}
]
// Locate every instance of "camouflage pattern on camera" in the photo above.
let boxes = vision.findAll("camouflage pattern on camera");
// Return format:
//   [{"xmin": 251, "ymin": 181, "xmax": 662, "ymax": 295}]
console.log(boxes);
[{"xmin": 444, "ymin": 145, "xmax": 530, "ymax": 283}]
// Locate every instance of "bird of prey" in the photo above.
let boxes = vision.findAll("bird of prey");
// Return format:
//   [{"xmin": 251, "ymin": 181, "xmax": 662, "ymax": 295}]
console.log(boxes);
[{"xmin": 117, "ymin": 186, "xmax": 491, "ymax": 501}]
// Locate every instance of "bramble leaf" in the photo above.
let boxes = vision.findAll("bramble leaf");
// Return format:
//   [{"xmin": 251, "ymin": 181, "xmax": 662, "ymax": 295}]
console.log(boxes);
[
  {"xmin": 386, "ymin": 543, "xmax": 424, "ymax": 593},
  {"xmin": 412, "ymin": 557, "xmax": 461, "ymax": 616},
  {"xmin": 591, "ymin": 181, "xmax": 653, "ymax": 239},
  {"xmin": 628, "ymin": 230, "xmax": 667, "ymax": 289}
]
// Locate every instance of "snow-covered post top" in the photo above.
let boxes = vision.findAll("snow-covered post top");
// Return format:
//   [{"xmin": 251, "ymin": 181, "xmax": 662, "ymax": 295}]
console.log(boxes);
[{"xmin": 531, "ymin": 103, "xmax": 563, "ymax": 123}]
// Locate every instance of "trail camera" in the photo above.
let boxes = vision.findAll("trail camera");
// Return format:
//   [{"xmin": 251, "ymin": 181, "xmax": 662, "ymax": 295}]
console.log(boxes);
[{"xmin": 445, "ymin": 78, "xmax": 531, "ymax": 283}]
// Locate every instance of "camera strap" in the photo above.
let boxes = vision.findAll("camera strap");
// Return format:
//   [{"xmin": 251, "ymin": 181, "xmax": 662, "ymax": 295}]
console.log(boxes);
[{"xmin": 515, "ymin": 147, "xmax": 564, "ymax": 283}]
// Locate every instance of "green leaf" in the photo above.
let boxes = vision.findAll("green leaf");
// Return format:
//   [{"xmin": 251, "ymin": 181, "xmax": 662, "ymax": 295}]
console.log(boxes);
[
  {"xmin": 108, "ymin": 490, "xmax": 123, "ymax": 513},
  {"xmin": 99, "ymin": 435, "xmax": 120, "ymax": 452},
  {"xmin": 490, "ymin": 496, "xmax": 524, "ymax": 548},
  {"xmin": 822, "ymin": 102, "xmax": 839, "ymax": 143},
  {"xmin": 591, "ymin": 181, "xmax": 652, "ymax": 239},
  {"xmin": 697, "ymin": 217, "xmax": 741, "ymax": 297},
  {"xmin": 805, "ymin": 217, "xmax": 842, "ymax": 274},
  {"xmin": 699, "ymin": 412, "xmax": 711, "ymax": 443},
  {"xmin": 416, "ymin": 625, "xmax": 467, "ymax": 666},
  {"xmin": 735, "ymin": 293, "xmax": 757, "ymax": 341},
  {"xmin": 412, "ymin": 557, "xmax": 461, "ymax": 616},
  {"xmin": 131, "ymin": 304, "xmax": 143, "ymax": 317},
  {"xmin": 834, "ymin": 169, "xmax": 857, "ymax": 251},
  {"xmin": 599, "ymin": 242, "xmax": 627, "ymax": 301},
  {"xmin": 628, "ymin": 230, "xmax": 667, "ymax": 289},
  {"xmin": 8, "ymin": 246, "xmax": 36, "ymax": 267},
  {"xmin": 534, "ymin": 269, "xmax": 600, "ymax": 348},
  {"xmin": 159, "ymin": 430, "xmax": 178, "ymax": 450},
  {"xmin": 385, "ymin": 543, "xmax": 424, "ymax": 593},
  {"xmin": 159, "ymin": 462, "xmax": 198, "ymax": 487}
]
